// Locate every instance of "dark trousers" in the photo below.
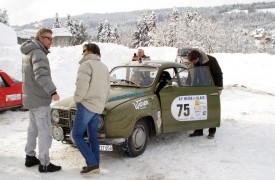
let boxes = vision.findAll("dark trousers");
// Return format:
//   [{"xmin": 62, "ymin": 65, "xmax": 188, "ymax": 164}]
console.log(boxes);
[{"xmin": 195, "ymin": 128, "xmax": 216, "ymax": 134}]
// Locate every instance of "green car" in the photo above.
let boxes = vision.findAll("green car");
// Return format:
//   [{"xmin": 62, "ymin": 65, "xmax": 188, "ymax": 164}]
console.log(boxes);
[{"xmin": 51, "ymin": 60, "xmax": 221, "ymax": 157}]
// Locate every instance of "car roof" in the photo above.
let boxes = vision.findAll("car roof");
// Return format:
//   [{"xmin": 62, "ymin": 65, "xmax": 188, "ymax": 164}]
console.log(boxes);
[{"xmin": 118, "ymin": 60, "xmax": 187, "ymax": 69}]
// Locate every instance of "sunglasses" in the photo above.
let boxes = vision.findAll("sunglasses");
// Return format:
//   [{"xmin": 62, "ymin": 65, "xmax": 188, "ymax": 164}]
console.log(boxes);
[{"xmin": 42, "ymin": 36, "xmax": 53, "ymax": 41}]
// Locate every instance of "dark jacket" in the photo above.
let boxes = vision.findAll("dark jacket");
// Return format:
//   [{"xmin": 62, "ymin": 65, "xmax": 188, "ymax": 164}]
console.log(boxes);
[
  {"xmin": 21, "ymin": 40, "xmax": 56, "ymax": 109},
  {"xmin": 201, "ymin": 54, "xmax": 223, "ymax": 88},
  {"xmin": 190, "ymin": 50, "xmax": 223, "ymax": 89}
]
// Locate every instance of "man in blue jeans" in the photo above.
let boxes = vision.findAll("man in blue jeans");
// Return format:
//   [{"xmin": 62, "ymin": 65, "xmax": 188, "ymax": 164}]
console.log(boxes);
[{"xmin": 72, "ymin": 43, "xmax": 110, "ymax": 174}]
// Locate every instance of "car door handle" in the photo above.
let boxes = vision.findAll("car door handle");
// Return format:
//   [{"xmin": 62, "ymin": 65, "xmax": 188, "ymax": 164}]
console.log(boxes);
[{"xmin": 209, "ymin": 93, "xmax": 219, "ymax": 96}]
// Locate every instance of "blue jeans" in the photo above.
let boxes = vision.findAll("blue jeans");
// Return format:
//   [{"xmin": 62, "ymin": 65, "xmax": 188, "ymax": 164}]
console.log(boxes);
[{"xmin": 72, "ymin": 103, "xmax": 100, "ymax": 167}]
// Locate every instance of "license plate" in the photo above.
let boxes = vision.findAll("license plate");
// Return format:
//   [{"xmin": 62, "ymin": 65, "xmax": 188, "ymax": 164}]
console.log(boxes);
[{"xmin": 99, "ymin": 145, "xmax": 113, "ymax": 151}]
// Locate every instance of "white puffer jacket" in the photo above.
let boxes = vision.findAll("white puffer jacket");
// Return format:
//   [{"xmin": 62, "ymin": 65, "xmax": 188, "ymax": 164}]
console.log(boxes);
[{"xmin": 74, "ymin": 54, "xmax": 110, "ymax": 113}]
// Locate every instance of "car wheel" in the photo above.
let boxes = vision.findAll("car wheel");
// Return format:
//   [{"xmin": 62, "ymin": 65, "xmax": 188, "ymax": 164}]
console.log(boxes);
[{"xmin": 123, "ymin": 120, "xmax": 149, "ymax": 157}]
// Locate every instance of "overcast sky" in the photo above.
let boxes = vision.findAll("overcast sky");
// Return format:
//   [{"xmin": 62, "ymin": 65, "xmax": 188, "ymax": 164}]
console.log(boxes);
[{"xmin": 1, "ymin": 0, "xmax": 274, "ymax": 26}]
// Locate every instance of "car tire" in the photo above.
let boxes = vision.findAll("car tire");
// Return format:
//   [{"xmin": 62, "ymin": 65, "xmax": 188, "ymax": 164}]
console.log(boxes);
[{"xmin": 123, "ymin": 120, "xmax": 149, "ymax": 157}]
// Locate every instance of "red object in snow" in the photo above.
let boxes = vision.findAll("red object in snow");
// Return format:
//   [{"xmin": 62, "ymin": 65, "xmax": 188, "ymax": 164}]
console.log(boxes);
[{"xmin": 0, "ymin": 70, "xmax": 23, "ymax": 111}]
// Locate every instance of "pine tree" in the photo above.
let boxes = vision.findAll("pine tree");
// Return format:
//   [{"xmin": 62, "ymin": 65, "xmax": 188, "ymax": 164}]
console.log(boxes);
[
  {"xmin": 97, "ymin": 20, "xmax": 120, "ymax": 43},
  {"xmin": 109, "ymin": 25, "xmax": 120, "ymax": 44},
  {"xmin": 71, "ymin": 18, "xmax": 79, "ymax": 36},
  {"xmin": 72, "ymin": 20, "xmax": 89, "ymax": 45},
  {"xmin": 132, "ymin": 14, "xmax": 149, "ymax": 48},
  {"xmin": 101, "ymin": 20, "xmax": 111, "ymax": 43},
  {"xmin": 167, "ymin": 8, "xmax": 179, "ymax": 47},
  {"xmin": 52, "ymin": 12, "xmax": 61, "ymax": 28},
  {"xmin": 65, "ymin": 14, "xmax": 74, "ymax": 33},
  {"xmin": 147, "ymin": 11, "xmax": 158, "ymax": 46},
  {"xmin": 34, "ymin": 21, "xmax": 42, "ymax": 30},
  {"xmin": 0, "ymin": 9, "xmax": 9, "ymax": 25},
  {"xmin": 97, "ymin": 21, "xmax": 104, "ymax": 42}
]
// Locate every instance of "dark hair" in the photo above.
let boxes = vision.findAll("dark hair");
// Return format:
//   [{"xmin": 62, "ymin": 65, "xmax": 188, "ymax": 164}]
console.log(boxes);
[
  {"xmin": 187, "ymin": 49, "xmax": 200, "ymax": 62},
  {"xmin": 83, "ymin": 43, "xmax": 101, "ymax": 57}
]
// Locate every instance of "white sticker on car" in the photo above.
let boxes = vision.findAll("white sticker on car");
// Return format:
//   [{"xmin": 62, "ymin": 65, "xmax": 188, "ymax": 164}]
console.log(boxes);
[
  {"xmin": 171, "ymin": 95, "xmax": 207, "ymax": 121},
  {"xmin": 133, "ymin": 99, "xmax": 149, "ymax": 110},
  {"xmin": 6, "ymin": 94, "xmax": 21, "ymax": 101}
]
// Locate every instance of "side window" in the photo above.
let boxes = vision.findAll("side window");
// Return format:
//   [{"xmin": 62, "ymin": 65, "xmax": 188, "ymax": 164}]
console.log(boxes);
[
  {"xmin": 176, "ymin": 68, "xmax": 190, "ymax": 87},
  {"xmin": 188, "ymin": 67, "xmax": 212, "ymax": 87},
  {"xmin": 0, "ymin": 75, "xmax": 7, "ymax": 88}
]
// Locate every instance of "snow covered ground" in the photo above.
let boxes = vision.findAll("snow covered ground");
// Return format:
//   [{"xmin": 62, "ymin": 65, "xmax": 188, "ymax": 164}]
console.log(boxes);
[{"xmin": 1, "ymin": 42, "xmax": 275, "ymax": 180}]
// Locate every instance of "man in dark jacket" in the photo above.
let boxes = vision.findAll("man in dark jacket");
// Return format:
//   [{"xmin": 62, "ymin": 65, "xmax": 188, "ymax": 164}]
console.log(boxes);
[
  {"xmin": 21, "ymin": 28, "xmax": 61, "ymax": 172},
  {"xmin": 187, "ymin": 49, "xmax": 223, "ymax": 139}
]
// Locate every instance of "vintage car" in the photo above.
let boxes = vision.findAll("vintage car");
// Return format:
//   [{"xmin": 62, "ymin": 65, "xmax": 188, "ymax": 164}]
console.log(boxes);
[
  {"xmin": 51, "ymin": 60, "xmax": 221, "ymax": 157},
  {"xmin": 0, "ymin": 70, "xmax": 23, "ymax": 111}
]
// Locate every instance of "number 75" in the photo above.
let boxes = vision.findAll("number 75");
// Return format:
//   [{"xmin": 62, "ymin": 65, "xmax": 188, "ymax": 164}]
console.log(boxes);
[{"xmin": 176, "ymin": 104, "xmax": 190, "ymax": 117}]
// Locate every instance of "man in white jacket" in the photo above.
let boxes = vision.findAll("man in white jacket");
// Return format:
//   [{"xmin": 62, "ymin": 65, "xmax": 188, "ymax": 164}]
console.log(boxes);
[{"xmin": 72, "ymin": 43, "xmax": 110, "ymax": 174}]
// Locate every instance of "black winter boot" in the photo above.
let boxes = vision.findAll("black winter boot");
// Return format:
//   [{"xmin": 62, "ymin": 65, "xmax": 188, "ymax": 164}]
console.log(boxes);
[
  {"xmin": 38, "ymin": 163, "xmax": 61, "ymax": 173},
  {"xmin": 189, "ymin": 129, "xmax": 203, "ymax": 137},
  {"xmin": 25, "ymin": 155, "xmax": 40, "ymax": 167}
]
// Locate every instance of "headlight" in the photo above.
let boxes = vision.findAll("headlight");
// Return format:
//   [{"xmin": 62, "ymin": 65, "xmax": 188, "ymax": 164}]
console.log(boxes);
[
  {"xmin": 98, "ymin": 115, "xmax": 105, "ymax": 129},
  {"xmin": 51, "ymin": 110, "xmax": 59, "ymax": 124},
  {"xmin": 52, "ymin": 126, "xmax": 64, "ymax": 141}
]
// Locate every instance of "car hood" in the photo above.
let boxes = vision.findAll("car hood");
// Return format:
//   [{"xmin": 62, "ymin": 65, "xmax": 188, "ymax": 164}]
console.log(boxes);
[
  {"xmin": 51, "ymin": 96, "xmax": 76, "ymax": 110},
  {"xmin": 107, "ymin": 88, "xmax": 147, "ymax": 108},
  {"xmin": 51, "ymin": 88, "xmax": 149, "ymax": 111}
]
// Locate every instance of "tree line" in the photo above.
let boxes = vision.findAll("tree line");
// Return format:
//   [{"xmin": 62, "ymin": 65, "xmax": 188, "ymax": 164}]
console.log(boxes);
[{"xmin": 1, "ymin": 2, "xmax": 275, "ymax": 54}]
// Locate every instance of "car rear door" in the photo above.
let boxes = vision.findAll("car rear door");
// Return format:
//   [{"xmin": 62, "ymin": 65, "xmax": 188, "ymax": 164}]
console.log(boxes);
[{"xmin": 159, "ymin": 66, "xmax": 221, "ymax": 133}]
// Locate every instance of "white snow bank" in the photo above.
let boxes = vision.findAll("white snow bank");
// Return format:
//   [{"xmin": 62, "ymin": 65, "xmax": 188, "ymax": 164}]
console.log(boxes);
[{"xmin": 0, "ymin": 22, "xmax": 17, "ymax": 46}]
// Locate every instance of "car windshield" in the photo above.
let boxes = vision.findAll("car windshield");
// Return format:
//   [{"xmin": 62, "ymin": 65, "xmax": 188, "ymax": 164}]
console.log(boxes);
[{"xmin": 110, "ymin": 66, "xmax": 158, "ymax": 87}]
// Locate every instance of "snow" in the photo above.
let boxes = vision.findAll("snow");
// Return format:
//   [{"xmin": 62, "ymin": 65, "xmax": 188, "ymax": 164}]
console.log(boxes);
[
  {"xmin": 16, "ymin": 29, "xmax": 36, "ymax": 39},
  {"xmin": 257, "ymin": 8, "xmax": 275, "ymax": 14},
  {"xmin": 0, "ymin": 22, "xmax": 17, "ymax": 46},
  {"xmin": 1, "ymin": 29, "xmax": 275, "ymax": 179},
  {"xmin": 225, "ymin": 9, "xmax": 249, "ymax": 14},
  {"xmin": 51, "ymin": 28, "xmax": 73, "ymax": 37}
]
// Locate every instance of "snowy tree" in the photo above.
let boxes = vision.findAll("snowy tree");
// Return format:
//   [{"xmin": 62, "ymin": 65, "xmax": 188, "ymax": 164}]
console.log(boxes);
[
  {"xmin": 109, "ymin": 25, "xmax": 120, "ymax": 44},
  {"xmin": 147, "ymin": 11, "xmax": 158, "ymax": 46},
  {"xmin": 184, "ymin": 10, "xmax": 199, "ymax": 27},
  {"xmin": 132, "ymin": 14, "xmax": 149, "ymax": 48},
  {"xmin": 0, "ymin": 9, "xmax": 9, "ymax": 25},
  {"xmin": 166, "ymin": 8, "xmax": 179, "ymax": 47},
  {"xmin": 34, "ymin": 21, "xmax": 42, "ymax": 30},
  {"xmin": 65, "ymin": 14, "xmax": 74, "ymax": 33},
  {"xmin": 97, "ymin": 21, "xmax": 104, "ymax": 42},
  {"xmin": 70, "ymin": 18, "xmax": 79, "ymax": 36},
  {"xmin": 147, "ymin": 11, "xmax": 157, "ymax": 32},
  {"xmin": 73, "ymin": 20, "xmax": 89, "ymax": 45},
  {"xmin": 101, "ymin": 20, "xmax": 112, "ymax": 43},
  {"xmin": 97, "ymin": 20, "xmax": 120, "ymax": 43},
  {"xmin": 52, "ymin": 13, "xmax": 61, "ymax": 28}
]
